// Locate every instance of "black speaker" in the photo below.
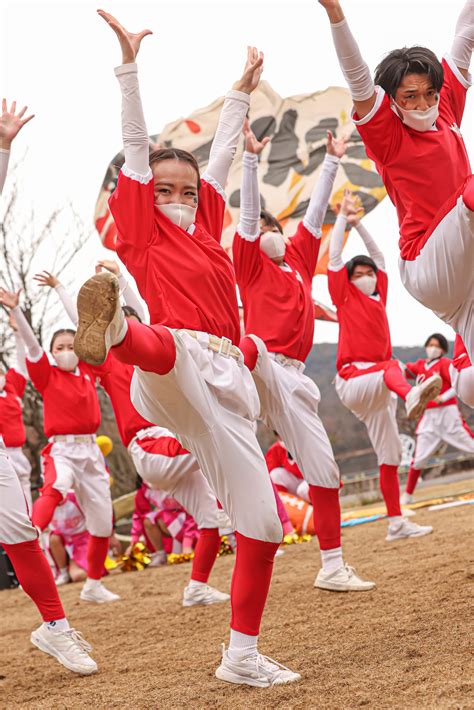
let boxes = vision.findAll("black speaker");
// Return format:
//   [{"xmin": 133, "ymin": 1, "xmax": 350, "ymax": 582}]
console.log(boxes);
[{"xmin": 0, "ymin": 545, "xmax": 19, "ymax": 590}]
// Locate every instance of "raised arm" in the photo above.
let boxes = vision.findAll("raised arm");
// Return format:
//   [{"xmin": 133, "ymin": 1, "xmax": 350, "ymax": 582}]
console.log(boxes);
[
  {"xmin": 33, "ymin": 271, "xmax": 79, "ymax": 326},
  {"xmin": 0, "ymin": 99, "xmax": 34, "ymax": 195},
  {"xmin": 328, "ymin": 190, "xmax": 361, "ymax": 270},
  {"xmin": 237, "ymin": 119, "xmax": 269, "ymax": 240},
  {"xmin": 318, "ymin": 1, "xmax": 376, "ymax": 119},
  {"xmin": 303, "ymin": 130, "xmax": 345, "ymax": 237},
  {"xmin": 354, "ymin": 223, "xmax": 385, "ymax": 270},
  {"xmin": 96, "ymin": 259, "xmax": 147, "ymax": 322},
  {"xmin": 98, "ymin": 10, "xmax": 152, "ymax": 178},
  {"xmin": 9, "ymin": 313, "xmax": 28, "ymax": 379},
  {"xmin": 204, "ymin": 47, "xmax": 264, "ymax": 190},
  {"xmin": 0, "ymin": 288, "xmax": 43, "ymax": 360},
  {"xmin": 451, "ymin": 0, "xmax": 473, "ymax": 80}
]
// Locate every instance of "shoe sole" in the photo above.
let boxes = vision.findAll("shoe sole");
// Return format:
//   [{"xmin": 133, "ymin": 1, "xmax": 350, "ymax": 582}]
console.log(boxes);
[
  {"xmin": 407, "ymin": 377, "xmax": 442, "ymax": 420},
  {"xmin": 74, "ymin": 272, "xmax": 120, "ymax": 366},
  {"xmin": 183, "ymin": 596, "xmax": 230, "ymax": 607},
  {"xmin": 80, "ymin": 591, "xmax": 120, "ymax": 604},
  {"xmin": 215, "ymin": 666, "xmax": 301, "ymax": 688},
  {"xmin": 314, "ymin": 581, "xmax": 376, "ymax": 592},
  {"xmin": 30, "ymin": 631, "xmax": 97, "ymax": 676},
  {"xmin": 385, "ymin": 527, "xmax": 433, "ymax": 542}
]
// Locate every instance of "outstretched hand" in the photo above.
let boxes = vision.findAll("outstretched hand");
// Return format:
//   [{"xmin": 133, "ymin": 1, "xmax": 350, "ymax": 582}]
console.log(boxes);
[
  {"xmin": 339, "ymin": 189, "xmax": 363, "ymax": 225},
  {"xmin": 233, "ymin": 46, "xmax": 264, "ymax": 95},
  {"xmin": 243, "ymin": 118, "xmax": 270, "ymax": 155},
  {"xmin": 97, "ymin": 9, "xmax": 152, "ymax": 64},
  {"xmin": 326, "ymin": 130, "xmax": 348, "ymax": 159},
  {"xmin": 0, "ymin": 100, "xmax": 34, "ymax": 150},
  {"xmin": 33, "ymin": 271, "xmax": 60, "ymax": 289},
  {"xmin": 0, "ymin": 287, "xmax": 21, "ymax": 310},
  {"xmin": 95, "ymin": 259, "xmax": 120, "ymax": 276}
]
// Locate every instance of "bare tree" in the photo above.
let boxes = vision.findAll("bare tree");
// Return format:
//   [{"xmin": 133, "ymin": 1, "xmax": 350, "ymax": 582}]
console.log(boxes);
[{"xmin": 0, "ymin": 175, "xmax": 91, "ymax": 488}]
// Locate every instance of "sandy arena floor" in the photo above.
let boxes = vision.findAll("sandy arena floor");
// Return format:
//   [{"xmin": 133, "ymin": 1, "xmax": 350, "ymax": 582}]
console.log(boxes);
[{"xmin": 1, "ymin": 499, "xmax": 473, "ymax": 709}]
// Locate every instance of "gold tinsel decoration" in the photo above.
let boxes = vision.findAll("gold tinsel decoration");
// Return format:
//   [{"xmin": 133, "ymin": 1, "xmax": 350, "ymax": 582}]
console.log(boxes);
[
  {"xmin": 117, "ymin": 542, "xmax": 152, "ymax": 572},
  {"xmin": 283, "ymin": 532, "xmax": 312, "ymax": 545}
]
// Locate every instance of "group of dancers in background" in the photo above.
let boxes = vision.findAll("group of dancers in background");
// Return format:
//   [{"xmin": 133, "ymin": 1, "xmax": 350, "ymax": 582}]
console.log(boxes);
[{"xmin": 0, "ymin": 0, "xmax": 472, "ymax": 689}]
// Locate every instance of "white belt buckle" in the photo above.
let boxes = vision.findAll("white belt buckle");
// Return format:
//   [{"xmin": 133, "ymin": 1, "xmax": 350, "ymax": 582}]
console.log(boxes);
[{"xmin": 218, "ymin": 336, "xmax": 232, "ymax": 358}]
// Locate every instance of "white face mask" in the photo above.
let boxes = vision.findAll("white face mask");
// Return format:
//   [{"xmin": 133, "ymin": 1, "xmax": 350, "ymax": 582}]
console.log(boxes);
[
  {"xmin": 426, "ymin": 346, "xmax": 443, "ymax": 361},
  {"xmin": 260, "ymin": 231, "xmax": 286, "ymax": 260},
  {"xmin": 0, "ymin": 375, "xmax": 5, "ymax": 392},
  {"xmin": 158, "ymin": 203, "xmax": 197, "ymax": 231},
  {"xmin": 353, "ymin": 274, "xmax": 377, "ymax": 296},
  {"xmin": 392, "ymin": 101, "xmax": 439, "ymax": 132},
  {"xmin": 54, "ymin": 351, "xmax": 79, "ymax": 371}
]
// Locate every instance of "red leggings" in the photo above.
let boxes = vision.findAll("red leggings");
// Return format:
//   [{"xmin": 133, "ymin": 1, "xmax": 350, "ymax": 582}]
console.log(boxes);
[
  {"xmin": 113, "ymin": 318, "xmax": 176, "ymax": 374},
  {"xmin": 383, "ymin": 363, "xmax": 411, "ymax": 400},
  {"xmin": 308, "ymin": 485, "xmax": 341, "ymax": 550},
  {"xmin": 190, "ymin": 528, "xmax": 221, "ymax": 583},
  {"xmin": 3, "ymin": 539, "xmax": 65, "ymax": 621}
]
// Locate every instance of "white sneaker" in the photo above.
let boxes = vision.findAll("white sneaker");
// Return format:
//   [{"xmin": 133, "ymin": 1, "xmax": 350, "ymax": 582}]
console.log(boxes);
[
  {"xmin": 30, "ymin": 625, "xmax": 98, "ymax": 675},
  {"xmin": 405, "ymin": 374, "xmax": 442, "ymax": 420},
  {"xmin": 314, "ymin": 564, "xmax": 376, "ymax": 592},
  {"xmin": 80, "ymin": 582, "xmax": 120, "ymax": 604},
  {"xmin": 215, "ymin": 646, "xmax": 301, "ymax": 688},
  {"xmin": 55, "ymin": 570, "xmax": 71, "ymax": 586},
  {"xmin": 183, "ymin": 584, "xmax": 230, "ymax": 607},
  {"xmin": 386, "ymin": 518, "xmax": 433, "ymax": 542},
  {"xmin": 148, "ymin": 550, "xmax": 167, "ymax": 567},
  {"xmin": 74, "ymin": 272, "xmax": 127, "ymax": 366},
  {"xmin": 400, "ymin": 491, "xmax": 413, "ymax": 506}
]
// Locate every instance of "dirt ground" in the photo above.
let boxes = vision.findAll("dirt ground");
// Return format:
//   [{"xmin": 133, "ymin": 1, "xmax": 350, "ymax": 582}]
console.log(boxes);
[{"xmin": 1, "ymin": 498, "xmax": 473, "ymax": 709}]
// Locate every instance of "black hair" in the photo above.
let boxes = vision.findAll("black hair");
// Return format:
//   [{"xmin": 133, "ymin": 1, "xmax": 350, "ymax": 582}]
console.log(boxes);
[
  {"xmin": 50, "ymin": 328, "xmax": 76, "ymax": 351},
  {"xmin": 424, "ymin": 333, "xmax": 448, "ymax": 353},
  {"xmin": 260, "ymin": 209, "xmax": 284, "ymax": 235},
  {"xmin": 149, "ymin": 147, "xmax": 201, "ymax": 190},
  {"xmin": 346, "ymin": 255, "xmax": 378, "ymax": 279},
  {"xmin": 122, "ymin": 305, "xmax": 142, "ymax": 323},
  {"xmin": 374, "ymin": 46, "xmax": 444, "ymax": 99},
  {"xmin": 136, "ymin": 473, "xmax": 143, "ymax": 490}
]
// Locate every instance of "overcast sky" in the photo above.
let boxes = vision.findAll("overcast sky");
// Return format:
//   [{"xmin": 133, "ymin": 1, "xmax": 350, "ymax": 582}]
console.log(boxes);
[{"xmin": 1, "ymin": 0, "xmax": 472, "ymax": 346}]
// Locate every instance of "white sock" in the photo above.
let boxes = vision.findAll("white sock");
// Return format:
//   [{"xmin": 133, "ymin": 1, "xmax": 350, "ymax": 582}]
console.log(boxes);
[
  {"xmin": 188, "ymin": 579, "xmax": 206, "ymax": 590},
  {"xmin": 228, "ymin": 629, "xmax": 258, "ymax": 661},
  {"xmin": 44, "ymin": 618, "xmax": 70, "ymax": 633},
  {"xmin": 84, "ymin": 577, "xmax": 101, "ymax": 590},
  {"xmin": 320, "ymin": 546, "xmax": 344, "ymax": 573},
  {"xmin": 388, "ymin": 516, "xmax": 403, "ymax": 526},
  {"xmin": 58, "ymin": 566, "xmax": 68, "ymax": 576}
]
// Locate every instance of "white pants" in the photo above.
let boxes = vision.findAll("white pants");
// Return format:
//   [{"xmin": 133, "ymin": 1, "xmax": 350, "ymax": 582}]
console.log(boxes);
[
  {"xmin": 248, "ymin": 336, "xmax": 340, "ymax": 489},
  {"xmin": 130, "ymin": 330, "xmax": 282, "ymax": 543},
  {"xmin": 7, "ymin": 446, "xmax": 32, "ymax": 509},
  {"xmin": 450, "ymin": 364, "xmax": 474, "ymax": 409},
  {"xmin": 42, "ymin": 440, "xmax": 113, "ymax": 538},
  {"xmin": 269, "ymin": 467, "xmax": 310, "ymax": 502},
  {"xmin": 129, "ymin": 426, "xmax": 219, "ymax": 530},
  {"xmin": 413, "ymin": 404, "xmax": 474, "ymax": 469},
  {"xmin": 0, "ymin": 444, "xmax": 36, "ymax": 545},
  {"xmin": 335, "ymin": 370, "xmax": 402, "ymax": 467},
  {"xmin": 399, "ymin": 194, "xmax": 474, "ymax": 363}
]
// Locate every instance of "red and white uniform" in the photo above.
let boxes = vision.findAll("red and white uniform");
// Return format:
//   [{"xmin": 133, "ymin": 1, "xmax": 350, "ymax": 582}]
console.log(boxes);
[
  {"xmin": 109, "ymin": 64, "xmax": 282, "ymax": 547},
  {"xmin": 49, "ymin": 492, "xmax": 90, "ymax": 572},
  {"xmin": 0, "ymin": 438, "xmax": 37, "ymax": 545},
  {"xmin": 265, "ymin": 441, "xmax": 309, "ymax": 501},
  {"xmin": 406, "ymin": 357, "xmax": 474, "ymax": 468},
  {"xmin": 450, "ymin": 335, "xmax": 474, "ymax": 408},
  {"xmin": 0, "ymin": 368, "xmax": 32, "ymax": 506},
  {"xmin": 233, "ymin": 151, "xmax": 341, "ymax": 490},
  {"xmin": 353, "ymin": 56, "xmax": 473, "ymax": 361},
  {"xmin": 27, "ymin": 352, "xmax": 113, "ymax": 538}
]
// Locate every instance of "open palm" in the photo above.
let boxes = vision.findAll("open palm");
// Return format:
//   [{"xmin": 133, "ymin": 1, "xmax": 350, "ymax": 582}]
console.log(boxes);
[
  {"xmin": 0, "ymin": 100, "xmax": 34, "ymax": 148},
  {"xmin": 97, "ymin": 9, "xmax": 152, "ymax": 64}
]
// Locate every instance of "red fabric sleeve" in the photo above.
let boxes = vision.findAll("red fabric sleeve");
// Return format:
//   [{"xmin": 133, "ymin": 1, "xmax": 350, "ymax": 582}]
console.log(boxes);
[
  {"xmin": 232, "ymin": 231, "xmax": 263, "ymax": 287},
  {"xmin": 265, "ymin": 443, "xmax": 284, "ymax": 473},
  {"xmin": 6, "ymin": 369, "xmax": 27, "ymax": 397},
  {"xmin": 353, "ymin": 90, "xmax": 403, "ymax": 166},
  {"xmin": 440, "ymin": 357, "xmax": 453, "ymax": 385},
  {"xmin": 26, "ymin": 352, "xmax": 51, "ymax": 393},
  {"xmin": 405, "ymin": 359, "xmax": 422, "ymax": 379},
  {"xmin": 109, "ymin": 171, "xmax": 156, "ymax": 261},
  {"xmin": 376, "ymin": 270, "xmax": 389, "ymax": 306},
  {"xmin": 196, "ymin": 180, "xmax": 226, "ymax": 243},
  {"xmin": 289, "ymin": 222, "xmax": 321, "ymax": 279},
  {"xmin": 439, "ymin": 58, "xmax": 469, "ymax": 128},
  {"xmin": 328, "ymin": 267, "xmax": 349, "ymax": 307}
]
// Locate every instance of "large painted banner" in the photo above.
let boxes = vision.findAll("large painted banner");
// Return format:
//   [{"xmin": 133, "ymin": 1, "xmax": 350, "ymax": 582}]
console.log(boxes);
[{"xmin": 94, "ymin": 81, "xmax": 386, "ymax": 275}]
